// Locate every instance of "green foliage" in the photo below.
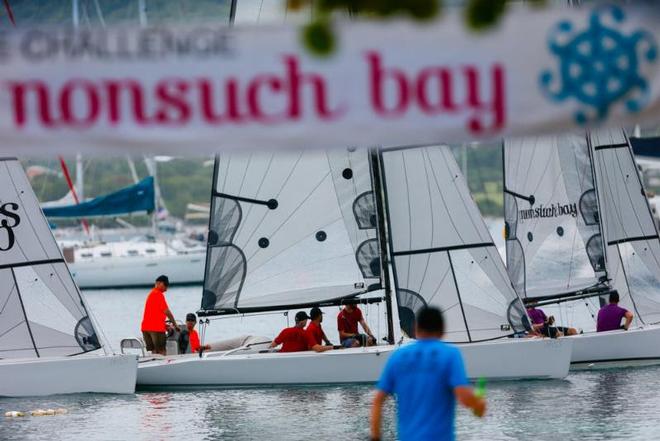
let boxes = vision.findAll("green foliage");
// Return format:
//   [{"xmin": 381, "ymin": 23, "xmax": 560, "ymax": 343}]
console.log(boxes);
[
  {"xmin": 450, "ymin": 143, "xmax": 504, "ymax": 217},
  {"xmin": 300, "ymin": 0, "xmax": 441, "ymax": 57},
  {"xmin": 464, "ymin": 0, "xmax": 506, "ymax": 32},
  {"xmin": 302, "ymin": 20, "xmax": 336, "ymax": 56}
]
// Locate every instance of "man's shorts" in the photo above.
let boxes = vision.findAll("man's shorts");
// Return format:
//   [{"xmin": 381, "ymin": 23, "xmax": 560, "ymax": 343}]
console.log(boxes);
[
  {"xmin": 341, "ymin": 338, "xmax": 357, "ymax": 348},
  {"xmin": 142, "ymin": 331, "xmax": 166, "ymax": 353},
  {"xmin": 341, "ymin": 334, "xmax": 370, "ymax": 348}
]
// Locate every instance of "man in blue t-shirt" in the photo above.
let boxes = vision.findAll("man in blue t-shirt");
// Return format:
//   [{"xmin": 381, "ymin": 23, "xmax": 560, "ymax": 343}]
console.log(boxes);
[{"xmin": 370, "ymin": 307, "xmax": 486, "ymax": 441}]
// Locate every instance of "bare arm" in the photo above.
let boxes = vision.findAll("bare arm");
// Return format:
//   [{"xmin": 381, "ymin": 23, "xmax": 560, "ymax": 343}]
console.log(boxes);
[
  {"xmin": 321, "ymin": 329, "xmax": 332, "ymax": 345},
  {"xmin": 454, "ymin": 386, "xmax": 486, "ymax": 417},
  {"xmin": 359, "ymin": 319, "xmax": 375, "ymax": 338},
  {"xmin": 164, "ymin": 309, "xmax": 179, "ymax": 331},
  {"xmin": 624, "ymin": 311, "xmax": 634, "ymax": 330},
  {"xmin": 370, "ymin": 390, "xmax": 388, "ymax": 441},
  {"xmin": 310, "ymin": 344, "xmax": 333, "ymax": 353}
]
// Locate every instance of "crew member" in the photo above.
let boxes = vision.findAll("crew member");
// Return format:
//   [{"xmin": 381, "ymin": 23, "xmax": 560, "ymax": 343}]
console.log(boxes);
[
  {"xmin": 306, "ymin": 307, "xmax": 333, "ymax": 346},
  {"xmin": 140, "ymin": 275, "xmax": 179, "ymax": 355},
  {"xmin": 338, "ymin": 303, "xmax": 376, "ymax": 347},
  {"xmin": 597, "ymin": 291, "xmax": 633, "ymax": 332},
  {"xmin": 184, "ymin": 312, "xmax": 210, "ymax": 354},
  {"xmin": 370, "ymin": 307, "xmax": 486, "ymax": 441},
  {"xmin": 270, "ymin": 311, "xmax": 333, "ymax": 353},
  {"xmin": 527, "ymin": 303, "xmax": 579, "ymax": 338}
]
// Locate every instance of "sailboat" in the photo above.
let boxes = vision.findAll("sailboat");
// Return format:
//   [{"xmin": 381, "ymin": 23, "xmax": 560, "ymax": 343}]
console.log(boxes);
[
  {"xmin": 503, "ymin": 128, "xmax": 660, "ymax": 369},
  {"xmin": 135, "ymin": 145, "xmax": 571, "ymax": 387},
  {"xmin": 0, "ymin": 158, "xmax": 137, "ymax": 397},
  {"xmin": 40, "ymin": 159, "xmax": 206, "ymax": 289}
]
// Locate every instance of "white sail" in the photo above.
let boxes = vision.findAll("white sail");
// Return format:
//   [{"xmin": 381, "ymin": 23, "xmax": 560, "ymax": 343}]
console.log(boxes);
[
  {"xmin": 201, "ymin": 151, "xmax": 365, "ymax": 314},
  {"xmin": 0, "ymin": 159, "xmax": 101, "ymax": 358},
  {"xmin": 327, "ymin": 148, "xmax": 381, "ymax": 287},
  {"xmin": 380, "ymin": 145, "xmax": 527, "ymax": 343},
  {"xmin": 590, "ymin": 128, "xmax": 660, "ymax": 325},
  {"xmin": 503, "ymin": 134, "xmax": 605, "ymax": 300}
]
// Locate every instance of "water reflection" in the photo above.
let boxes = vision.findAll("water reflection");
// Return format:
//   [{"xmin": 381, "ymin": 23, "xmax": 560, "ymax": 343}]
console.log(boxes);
[
  {"xmin": 139, "ymin": 393, "xmax": 175, "ymax": 438},
  {"xmin": 3, "ymin": 369, "xmax": 660, "ymax": 441}
]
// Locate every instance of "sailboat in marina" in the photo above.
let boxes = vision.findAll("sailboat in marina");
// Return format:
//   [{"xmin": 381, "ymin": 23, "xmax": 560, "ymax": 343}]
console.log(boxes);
[
  {"xmin": 135, "ymin": 145, "xmax": 572, "ymax": 388},
  {"xmin": 41, "ymin": 158, "xmax": 206, "ymax": 289},
  {"xmin": 503, "ymin": 128, "xmax": 660, "ymax": 369},
  {"xmin": 0, "ymin": 158, "xmax": 137, "ymax": 397}
]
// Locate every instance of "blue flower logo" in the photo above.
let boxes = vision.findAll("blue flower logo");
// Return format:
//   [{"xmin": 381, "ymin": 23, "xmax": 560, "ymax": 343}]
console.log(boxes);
[{"xmin": 540, "ymin": 5, "xmax": 657, "ymax": 124}]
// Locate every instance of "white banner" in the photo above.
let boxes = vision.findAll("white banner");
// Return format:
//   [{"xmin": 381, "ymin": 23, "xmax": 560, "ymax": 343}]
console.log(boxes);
[{"xmin": 0, "ymin": 4, "xmax": 659, "ymax": 155}]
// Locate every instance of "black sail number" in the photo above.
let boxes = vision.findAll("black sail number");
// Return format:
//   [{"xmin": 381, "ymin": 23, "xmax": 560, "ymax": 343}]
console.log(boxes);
[{"xmin": 0, "ymin": 202, "xmax": 21, "ymax": 251}]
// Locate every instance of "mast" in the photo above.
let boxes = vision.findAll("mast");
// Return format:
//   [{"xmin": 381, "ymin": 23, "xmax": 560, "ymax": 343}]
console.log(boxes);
[
  {"xmin": 137, "ymin": 0, "xmax": 147, "ymax": 27},
  {"xmin": 369, "ymin": 148, "xmax": 395, "ymax": 344},
  {"xmin": 75, "ymin": 153, "xmax": 84, "ymax": 202},
  {"xmin": 229, "ymin": 0, "xmax": 238, "ymax": 24},
  {"xmin": 72, "ymin": 0, "xmax": 79, "ymax": 27},
  {"xmin": 200, "ymin": 155, "xmax": 220, "ymax": 312},
  {"xmin": 585, "ymin": 129, "xmax": 613, "ymax": 316},
  {"xmin": 585, "ymin": 131, "xmax": 608, "ymax": 272}
]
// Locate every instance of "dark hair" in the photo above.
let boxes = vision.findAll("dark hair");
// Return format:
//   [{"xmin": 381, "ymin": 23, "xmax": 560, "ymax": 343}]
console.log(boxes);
[
  {"xmin": 310, "ymin": 307, "xmax": 323, "ymax": 320},
  {"xmin": 295, "ymin": 311, "xmax": 310, "ymax": 322},
  {"xmin": 609, "ymin": 290, "xmax": 620, "ymax": 303},
  {"xmin": 416, "ymin": 307, "xmax": 444, "ymax": 334},
  {"xmin": 186, "ymin": 313, "xmax": 197, "ymax": 322},
  {"xmin": 156, "ymin": 275, "xmax": 170, "ymax": 286}
]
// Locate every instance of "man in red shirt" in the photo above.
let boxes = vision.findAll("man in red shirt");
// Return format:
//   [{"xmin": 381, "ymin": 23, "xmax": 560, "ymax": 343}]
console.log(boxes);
[
  {"xmin": 140, "ymin": 275, "xmax": 179, "ymax": 355},
  {"xmin": 306, "ymin": 307, "xmax": 333, "ymax": 346},
  {"xmin": 270, "ymin": 311, "xmax": 333, "ymax": 353},
  {"xmin": 184, "ymin": 312, "xmax": 211, "ymax": 354},
  {"xmin": 338, "ymin": 303, "xmax": 376, "ymax": 348}
]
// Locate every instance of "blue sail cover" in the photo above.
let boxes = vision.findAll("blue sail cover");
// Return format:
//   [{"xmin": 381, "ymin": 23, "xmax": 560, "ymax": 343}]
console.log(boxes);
[
  {"xmin": 630, "ymin": 136, "xmax": 660, "ymax": 158},
  {"xmin": 43, "ymin": 176, "xmax": 155, "ymax": 218}
]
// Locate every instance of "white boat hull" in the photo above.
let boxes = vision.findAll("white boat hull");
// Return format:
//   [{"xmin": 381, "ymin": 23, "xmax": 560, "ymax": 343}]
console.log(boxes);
[
  {"xmin": 136, "ymin": 337, "xmax": 572, "ymax": 388},
  {"xmin": 0, "ymin": 354, "xmax": 138, "ymax": 397},
  {"xmin": 70, "ymin": 254, "xmax": 205, "ymax": 289},
  {"xmin": 569, "ymin": 325, "xmax": 660, "ymax": 370}
]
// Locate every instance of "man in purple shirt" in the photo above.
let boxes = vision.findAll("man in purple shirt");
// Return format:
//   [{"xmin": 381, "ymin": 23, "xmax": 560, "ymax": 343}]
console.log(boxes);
[
  {"xmin": 597, "ymin": 291, "xmax": 633, "ymax": 332},
  {"xmin": 527, "ymin": 303, "xmax": 578, "ymax": 338}
]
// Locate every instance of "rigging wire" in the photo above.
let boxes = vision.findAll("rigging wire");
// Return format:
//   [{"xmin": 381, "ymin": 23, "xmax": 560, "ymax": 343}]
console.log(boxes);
[
  {"xmin": 257, "ymin": 0, "xmax": 264, "ymax": 22},
  {"xmin": 2, "ymin": 0, "xmax": 15, "ymax": 26}
]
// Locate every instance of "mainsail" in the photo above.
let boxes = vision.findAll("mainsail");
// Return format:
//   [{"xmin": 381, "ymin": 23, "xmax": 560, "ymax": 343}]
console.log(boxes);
[
  {"xmin": 590, "ymin": 128, "xmax": 660, "ymax": 325},
  {"xmin": 0, "ymin": 159, "xmax": 101, "ymax": 358},
  {"xmin": 200, "ymin": 151, "xmax": 367, "ymax": 315},
  {"xmin": 379, "ymin": 145, "xmax": 528, "ymax": 342},
  {"xmin": 503, "ymin": 135, "xmax": 606, "ymax": 300}
]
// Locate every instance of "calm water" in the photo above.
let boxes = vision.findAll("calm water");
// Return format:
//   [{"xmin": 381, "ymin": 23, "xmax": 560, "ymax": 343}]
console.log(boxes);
[{"xmin": 2, "ymin": 286, "xmax": 660, "ymax": 440}]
